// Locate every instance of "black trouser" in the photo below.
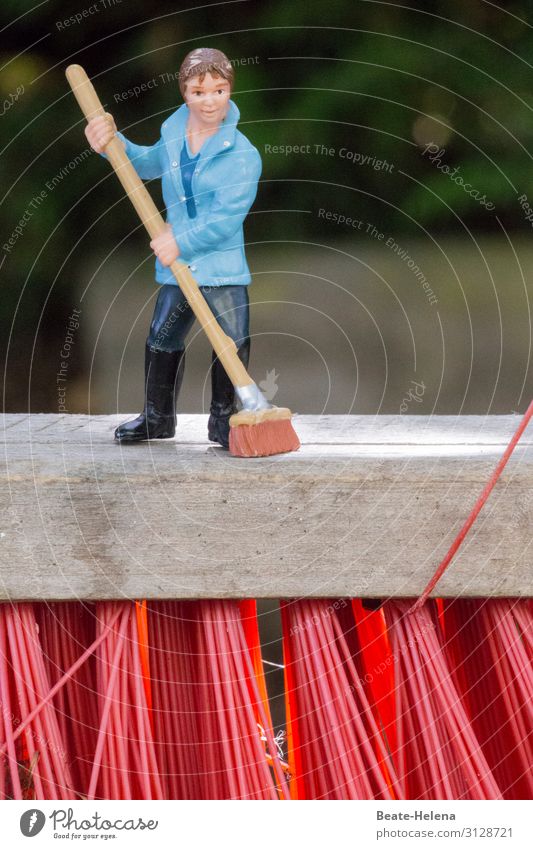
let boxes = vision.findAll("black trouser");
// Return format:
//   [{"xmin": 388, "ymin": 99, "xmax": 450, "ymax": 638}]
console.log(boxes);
[
  {"xmin": 147, "ymin": 283, "xmax": 250, "ymax": 430},
  {"xmin": 148, "ymin": 283, "xmax": 250, "ymax": 353},
  {"xmin": 114, "ymin": 284, "xmax": 250, "ymax": 444}
]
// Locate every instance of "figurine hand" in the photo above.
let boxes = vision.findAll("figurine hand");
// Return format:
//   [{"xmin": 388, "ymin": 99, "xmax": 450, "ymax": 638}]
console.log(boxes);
[
  {"xmin": 150, "ymin": 224, "xmax": 180, "ymax": 267},
  {"xmin": 84, "ymin": 113, "xmax": 121, "ymax": 154}
]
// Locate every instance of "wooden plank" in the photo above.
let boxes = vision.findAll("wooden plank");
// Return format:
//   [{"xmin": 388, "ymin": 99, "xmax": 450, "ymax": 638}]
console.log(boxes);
[{"xmin": 0, "ymin": 414, "xmax": 531, "ymax": 601}]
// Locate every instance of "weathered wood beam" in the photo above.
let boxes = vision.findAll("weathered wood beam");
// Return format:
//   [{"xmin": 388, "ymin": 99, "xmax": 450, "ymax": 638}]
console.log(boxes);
[{"xmin": 0, "ymin": 414, "xmax": 531, "ymax": 600}]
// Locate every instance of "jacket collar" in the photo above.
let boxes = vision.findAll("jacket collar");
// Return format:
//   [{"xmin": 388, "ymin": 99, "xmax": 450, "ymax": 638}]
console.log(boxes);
[{"xmin": 162, "ymin": 99, "xmax": 240, "ymax": 161}]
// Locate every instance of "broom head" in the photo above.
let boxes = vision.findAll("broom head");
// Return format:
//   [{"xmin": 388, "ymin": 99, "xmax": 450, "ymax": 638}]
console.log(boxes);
[{"xmin": 229, "ymin": 407, "xmax": 300, "ymax": 458}]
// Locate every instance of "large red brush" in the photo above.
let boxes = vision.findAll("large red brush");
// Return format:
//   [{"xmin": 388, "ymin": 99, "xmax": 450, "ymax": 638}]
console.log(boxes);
[{"xmin": 66, "ymin": 64, "xmax": 300, "ymax": 459}]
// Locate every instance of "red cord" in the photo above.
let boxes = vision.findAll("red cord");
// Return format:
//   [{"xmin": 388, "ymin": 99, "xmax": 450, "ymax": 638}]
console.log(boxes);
[{"xmin": 410, "ymin": 400, "xmax": 533, "ymax": 614}]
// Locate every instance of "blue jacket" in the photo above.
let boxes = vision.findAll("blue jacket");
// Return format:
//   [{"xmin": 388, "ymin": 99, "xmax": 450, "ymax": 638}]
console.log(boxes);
[{"xmin": 114, "ymin": 100, "xmax": 262, "ymax": 287}]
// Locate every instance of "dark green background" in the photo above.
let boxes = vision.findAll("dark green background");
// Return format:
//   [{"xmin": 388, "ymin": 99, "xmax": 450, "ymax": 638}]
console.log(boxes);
[{"xmin": 2, "ymin": 0, "xmax": 533, "ymax": 414}]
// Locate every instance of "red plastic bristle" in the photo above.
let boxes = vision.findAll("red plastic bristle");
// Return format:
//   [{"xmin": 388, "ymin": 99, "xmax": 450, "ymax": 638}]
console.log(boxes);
[
  {"xmin": 280, "ymin": 599, "xmax": 402, "ymax": 800},
  {"xmin": 229, "ymin": 418, "xmax": 300, "ymax": 457},
  {"xmin": 443, "ymin": 599, "xmax": 533, "ymax": 799},
  {"xmin": 382, "ymin": 600, "xmax": 503, "ymax": 800}
]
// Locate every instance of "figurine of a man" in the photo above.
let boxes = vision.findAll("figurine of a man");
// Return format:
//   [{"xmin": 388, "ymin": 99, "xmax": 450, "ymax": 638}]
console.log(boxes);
[{"xmin": 85, "ymin": 47, "xmax": 261, "ymax": 448}]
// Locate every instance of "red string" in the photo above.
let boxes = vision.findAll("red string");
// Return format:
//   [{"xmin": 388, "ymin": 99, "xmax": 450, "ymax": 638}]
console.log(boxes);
[{"xmin": 410, "ymin": 400, "xmax": 533, "ymax": 613}]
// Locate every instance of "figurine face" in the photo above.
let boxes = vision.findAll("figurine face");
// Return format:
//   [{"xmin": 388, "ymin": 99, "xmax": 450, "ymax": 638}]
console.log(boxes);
[{"xmin": 183, "ymin": 71, "xmax": 231, "ymax": 128}]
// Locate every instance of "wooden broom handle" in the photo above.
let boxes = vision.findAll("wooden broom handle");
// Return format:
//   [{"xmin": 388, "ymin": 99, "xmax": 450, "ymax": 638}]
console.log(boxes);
[{"xmin": 65, "ymin": 64, "xmax": 253, "ymax": 389}]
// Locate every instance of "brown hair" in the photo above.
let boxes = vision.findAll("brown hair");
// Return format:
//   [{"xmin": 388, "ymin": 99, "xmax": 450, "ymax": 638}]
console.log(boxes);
[{"xmin": 178, "ymin": 48, "xmax": 234, "ymax": 98}]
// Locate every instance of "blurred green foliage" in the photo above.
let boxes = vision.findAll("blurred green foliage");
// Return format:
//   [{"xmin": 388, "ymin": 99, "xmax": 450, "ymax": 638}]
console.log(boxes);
[{"xmin": 2, "ymin": 0, "xmax": 533, "ymax": 408}]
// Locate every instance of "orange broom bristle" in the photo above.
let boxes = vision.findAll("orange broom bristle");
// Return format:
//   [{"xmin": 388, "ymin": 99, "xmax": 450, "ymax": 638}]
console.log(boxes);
[{"xmin": 229, "ymin": 417, "xmax": 300, "ymax": 458}]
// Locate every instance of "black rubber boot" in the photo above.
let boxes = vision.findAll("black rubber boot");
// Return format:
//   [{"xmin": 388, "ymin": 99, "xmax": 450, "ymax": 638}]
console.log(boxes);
[
  {"xmin": 114, "ymin": 344, "xmax": 185, "ymax": 442},
  {"xmin": 207, "ymin": 340, "xmax": 250, "ymax": 449}
]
